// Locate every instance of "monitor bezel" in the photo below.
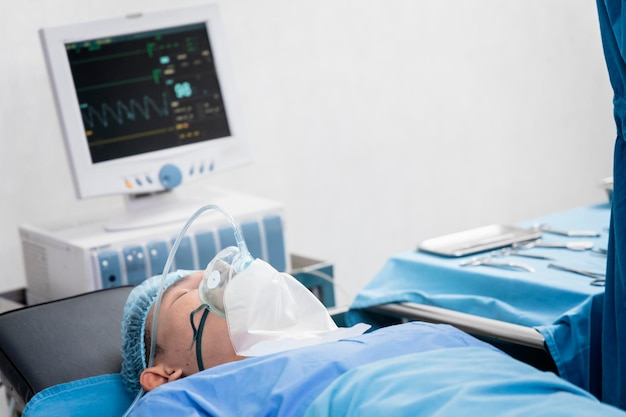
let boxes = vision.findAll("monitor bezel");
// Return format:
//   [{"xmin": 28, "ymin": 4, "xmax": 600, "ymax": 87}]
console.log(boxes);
[{"xmin": 40, "ymin": 4, "xmax": 252, "ymax": 199}]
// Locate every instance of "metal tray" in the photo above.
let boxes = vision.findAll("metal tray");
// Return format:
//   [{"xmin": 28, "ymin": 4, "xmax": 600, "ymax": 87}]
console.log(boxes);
[{"xmin": 417, "ymin": 224, "xmax": 542, "ymax": 257}]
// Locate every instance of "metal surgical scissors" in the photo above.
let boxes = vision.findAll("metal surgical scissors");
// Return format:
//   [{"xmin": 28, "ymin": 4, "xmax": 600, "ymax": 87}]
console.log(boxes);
[
  {"xmin": 495, "ymin": 247, "xmax": 554, "ymax": 260},
  {"xmin": 460, "ymin": 257, "xmax": 535, "ymax": 273}
]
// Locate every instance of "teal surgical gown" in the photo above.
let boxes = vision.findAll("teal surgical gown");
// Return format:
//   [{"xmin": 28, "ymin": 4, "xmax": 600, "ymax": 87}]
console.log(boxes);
[{"xmin": 596, "ymin": 0, "xmax": 626, "ymax": 409}]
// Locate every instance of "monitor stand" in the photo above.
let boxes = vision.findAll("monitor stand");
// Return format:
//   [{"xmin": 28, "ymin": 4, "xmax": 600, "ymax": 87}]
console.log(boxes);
[{"xmin": 104, "ymin": 189, "xmax": 222, "ymax": 232}]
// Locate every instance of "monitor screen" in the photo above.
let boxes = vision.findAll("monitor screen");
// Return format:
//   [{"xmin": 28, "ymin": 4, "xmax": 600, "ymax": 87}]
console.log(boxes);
[
  {"xmin": 40, "ymin": 4, "xmax": 252, "ymax": 199},
  {"xmin": 69, "ymin": 23, "xmax": 231, "ymax": 164}
]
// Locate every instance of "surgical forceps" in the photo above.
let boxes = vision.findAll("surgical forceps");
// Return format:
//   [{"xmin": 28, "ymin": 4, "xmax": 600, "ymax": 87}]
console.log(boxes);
[
  {"xmin": 535, "ymin": 224, "xmax": 601, "ymax": 238},
  {"xmin": 513, "ymin": 239, "xmax": 594, "ymax": 251},
  {"xmin": 548, "ymin": 263, "xmax": 606, "ymax": 286}
]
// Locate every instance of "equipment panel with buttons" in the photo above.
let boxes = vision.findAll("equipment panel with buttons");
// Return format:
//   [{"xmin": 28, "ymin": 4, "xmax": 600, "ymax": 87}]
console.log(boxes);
[
  {"xmin": 93, "ymin": 215, "xmax": 287, "ymax": 288},
  {"xmin": 19, "ymin": 191, "xmax": 288, "ymax": 304}
]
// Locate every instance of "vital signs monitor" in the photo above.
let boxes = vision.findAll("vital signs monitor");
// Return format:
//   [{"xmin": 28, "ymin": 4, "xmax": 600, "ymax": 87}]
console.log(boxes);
[{"xmin": 40, "ymin": 4, "xmax": 252, "ymax": 204}]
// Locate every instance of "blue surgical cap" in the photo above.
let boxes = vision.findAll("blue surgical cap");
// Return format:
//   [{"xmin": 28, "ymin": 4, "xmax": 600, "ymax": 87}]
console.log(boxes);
[{"xmin": 120, "ymin": 270, "xmax": 193, "ymax": 395}]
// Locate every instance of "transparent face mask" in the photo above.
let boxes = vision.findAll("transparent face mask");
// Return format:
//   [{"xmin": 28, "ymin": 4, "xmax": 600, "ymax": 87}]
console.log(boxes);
[
  {"xmin": 198, "ymin": 246, "xmax": 245, "ymax": 318},
  {"xmin": 216, "ymin": 256, "xmax": 369, "ymax": 356}
]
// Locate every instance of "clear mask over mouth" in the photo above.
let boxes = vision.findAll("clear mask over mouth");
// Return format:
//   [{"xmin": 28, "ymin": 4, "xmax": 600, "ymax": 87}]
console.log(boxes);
[
  {"xmin": 198, "ymin": 246, "xmax": 247, "ymax": 318},
  {"xmin": 199, "ymin": 247, "xmax": 370, "ymax": 357}
]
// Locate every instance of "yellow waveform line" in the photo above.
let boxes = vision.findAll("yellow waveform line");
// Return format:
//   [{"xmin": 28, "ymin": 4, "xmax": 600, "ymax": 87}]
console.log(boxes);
[{"xmin": 88, "ymin": 126, "xmax": 175, "ymax": 147}]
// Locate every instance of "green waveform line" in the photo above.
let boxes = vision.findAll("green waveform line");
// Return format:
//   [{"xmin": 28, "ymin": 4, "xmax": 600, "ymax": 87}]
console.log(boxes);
[
  {"xmin": 70, "ymin": 48, "xmax": 146, "ymax": 65},
  {"xmin": 76, "ymin": 75, "xmax": 154, "ymax": 92}
]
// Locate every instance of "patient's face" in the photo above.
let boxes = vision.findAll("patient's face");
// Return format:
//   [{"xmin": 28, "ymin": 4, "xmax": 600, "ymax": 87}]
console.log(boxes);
[{"xmin": 150, "ymin": 271, "xmax": 243, "ymax": 377}]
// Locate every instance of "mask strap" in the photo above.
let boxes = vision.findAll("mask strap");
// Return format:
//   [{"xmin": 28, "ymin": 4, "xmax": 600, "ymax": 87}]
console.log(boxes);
[{"xmin": 189, "ymin": 304, "xmax": 210, "ymax": 372}]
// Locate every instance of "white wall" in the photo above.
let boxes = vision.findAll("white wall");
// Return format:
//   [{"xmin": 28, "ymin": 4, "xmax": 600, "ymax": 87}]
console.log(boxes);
[{"xmin": 0, "ymin": 0, "xmax": 615, "ymax": 304}]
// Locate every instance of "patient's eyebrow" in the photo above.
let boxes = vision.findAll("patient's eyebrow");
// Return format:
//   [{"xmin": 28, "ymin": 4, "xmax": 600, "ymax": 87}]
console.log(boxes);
[
  {"xmin": 168, "ymin": 274, "xmax": 195, "ymax": 290},
  {"xmin": 163, "ymin": 274, "xmax": 198, "ymax": 306}
]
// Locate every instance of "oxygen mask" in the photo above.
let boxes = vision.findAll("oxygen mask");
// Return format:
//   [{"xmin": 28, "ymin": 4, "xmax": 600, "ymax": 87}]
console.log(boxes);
[
  {"xmin": 198, "ymin": 248, "xmax": 370, "ymax": 357},
  {"xmin": 198, "ymin": 246, "xmax": 249, "ymax": 318}
]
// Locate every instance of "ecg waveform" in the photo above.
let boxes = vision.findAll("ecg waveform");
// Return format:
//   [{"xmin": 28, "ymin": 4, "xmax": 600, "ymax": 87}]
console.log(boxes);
[{"xmin": 81, "ymin": 92, "xmax": 170, "ymax": 130}]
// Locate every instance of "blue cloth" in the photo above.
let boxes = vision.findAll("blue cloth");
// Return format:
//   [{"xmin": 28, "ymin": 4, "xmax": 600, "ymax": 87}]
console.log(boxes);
[
  {"xmin": 596, "ymin": 0, "xmax": 626, "ymax": 408},
  {"xmin": 305, "ymin": 347, "xmax": 626, "ymax": 417},
  {"xmin": 346, "ymin": 205, "xmax": 608, "ymax": 395},
  {"xmin": 126, "ymin": 322, "xmax": 495, "ymax": 417},
  {"xmin": 22, "ymin": 374, "xmax": 134, "ymax": 417},
  {"xmin": 22, "ymin": 323, "xmax": 626, "ymax": 417}
]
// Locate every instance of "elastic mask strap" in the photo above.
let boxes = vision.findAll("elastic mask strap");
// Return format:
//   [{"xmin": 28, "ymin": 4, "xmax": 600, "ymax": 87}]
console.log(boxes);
[{"xmin": 189, "ymin": 304, "xmax": 210, "ymax": 372}]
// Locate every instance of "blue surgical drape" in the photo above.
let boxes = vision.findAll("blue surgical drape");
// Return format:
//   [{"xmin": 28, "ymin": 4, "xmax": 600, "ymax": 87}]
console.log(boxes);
[{"xmin": 596, "ymin": 0, "xmax": 626, "ymax": 409}]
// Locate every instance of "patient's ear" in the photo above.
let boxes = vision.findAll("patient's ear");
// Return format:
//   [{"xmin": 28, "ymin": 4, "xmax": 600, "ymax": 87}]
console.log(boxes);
[{"xmin": 140, "ymin": 366, "xmax": 183, "ymax": 391}]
